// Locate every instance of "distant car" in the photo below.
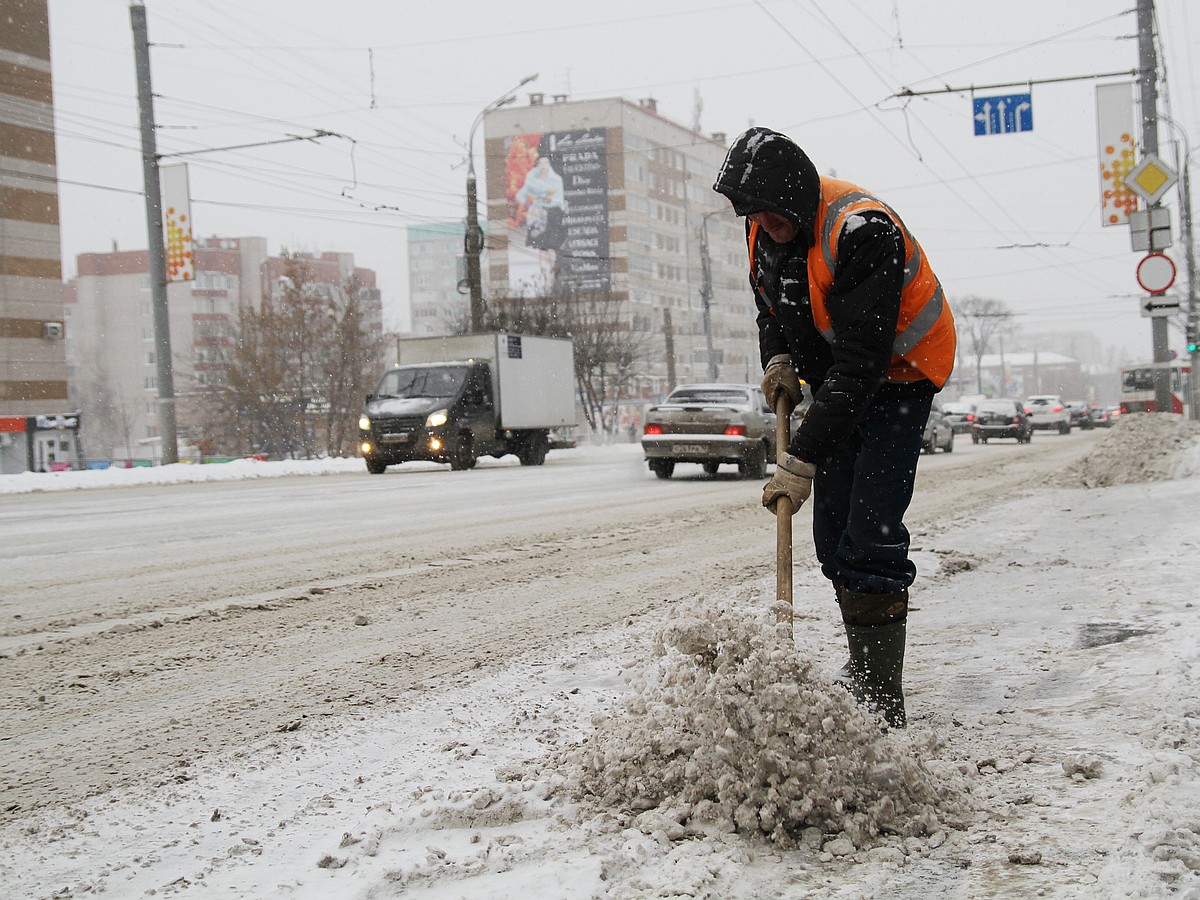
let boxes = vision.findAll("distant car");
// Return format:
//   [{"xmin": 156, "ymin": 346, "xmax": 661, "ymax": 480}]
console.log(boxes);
[
  {"xmin": 1025, "ymin": 395, "xmax": 1071, "ymax": 434},
  {"xmin": 941, "ymin": 402, "xmax": 976, "ymax": 435},
  {"xmin": 641, "ymin": 383, "xmax": 780, "ymax": 479},
  {"xmin": 971, "ymin": 398, "xmax": 1032, "ymax": 444},
  {"xmin": 1065, "ymin": 401, "xmax": 1094, "ymax": 430},
  {"xmin": 921, "ymin": 400, "xmax": 954, "ymax": 454},
  {"xmin": 1090, "ymin": 405, "xmax": 1114, "ymax": 428}
]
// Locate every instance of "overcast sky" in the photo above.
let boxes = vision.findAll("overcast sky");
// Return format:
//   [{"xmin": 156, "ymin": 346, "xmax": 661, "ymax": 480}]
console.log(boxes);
[{"xmin": 46, "ymin": 0, "xmax": 1200, "ymax": 362}]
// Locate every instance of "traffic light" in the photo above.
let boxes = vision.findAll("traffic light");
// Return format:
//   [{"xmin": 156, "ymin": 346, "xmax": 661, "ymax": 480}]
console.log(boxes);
[{"xmin": 1189, "ymin": 325, "xmax": 1200, "ymax": 355}]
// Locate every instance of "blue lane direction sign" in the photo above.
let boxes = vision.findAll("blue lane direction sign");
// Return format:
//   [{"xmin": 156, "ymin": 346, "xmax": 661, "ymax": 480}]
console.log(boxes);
[{"xmin": 973, "ymin": 93, "xmax": 1034, "ymax": 136}]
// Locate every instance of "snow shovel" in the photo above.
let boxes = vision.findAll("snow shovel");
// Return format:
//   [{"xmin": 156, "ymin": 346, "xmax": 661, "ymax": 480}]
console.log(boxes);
[{"xmin": 773, "ymin": 394, "xmax": 795, "ymax": 625}]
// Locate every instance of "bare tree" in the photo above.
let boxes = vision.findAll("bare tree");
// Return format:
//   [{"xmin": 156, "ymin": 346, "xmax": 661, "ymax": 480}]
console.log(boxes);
[
  {"xmin": 956, "ymin": 296, "xmax": 1016, "ymax": 394},
  {"xmin": 202, "ymin": 298, "xmax": 300, "ymax": 457},
  {"xmin": 447, "ymin": 288, "xmax": 572, "ymax": 339},
  {"xmin": 201, "ymin": 252, "xmax": 388, "ymax": 458},
  {"xmin": 312, "ymin": 278, "xmax": 388, "ymax": 456},
  {"xmin": 70, "ymin": 358, "xmax": 135, "ymax": 461},
  {"xmin": 274, "ymin": 253, "xmax": 332, "ymax": 458},
  {"xmin": 567, "ymin": 291, "xmax": 647, "ymax": 435}
]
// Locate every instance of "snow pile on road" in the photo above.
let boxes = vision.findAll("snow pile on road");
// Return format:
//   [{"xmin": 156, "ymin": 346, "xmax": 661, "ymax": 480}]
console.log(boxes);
[
  {"xmin": 1067, "ymin": 413, "xmax": 1200, "ymax": 488},
  {"xmin": 552, "ymin": 595, "xmax": 973, "ymax": 850}
]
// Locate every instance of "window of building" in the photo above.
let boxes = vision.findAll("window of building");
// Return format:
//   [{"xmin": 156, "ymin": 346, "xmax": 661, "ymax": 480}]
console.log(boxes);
[
  {"xmin": 628, "ymin": 253, "xmax": 652, "ymax": 276},
  {"xmin": 627, "ymin": 195, "xmax": 650, "ymax": 214},
  {"xmin": 195, "ymin": 271, "xmax": 229, "ymax": 290}
]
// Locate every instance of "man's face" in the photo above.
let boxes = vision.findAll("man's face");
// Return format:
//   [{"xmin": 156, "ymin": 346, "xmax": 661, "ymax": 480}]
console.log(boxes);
[{"xmin": 748, "ymin": 211, "xmax": 798, "ymax": 244}]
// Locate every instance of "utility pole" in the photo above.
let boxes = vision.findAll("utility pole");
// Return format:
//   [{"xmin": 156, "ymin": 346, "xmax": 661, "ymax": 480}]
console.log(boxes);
[
  {"xmin": 662, "ymin": 308, "xmax": 677, "ymax": 394},
  {"xmin": 1165, "ymin": 118, "xmax": 1200, "ymax": 419},
  {"xmin": 698, "ymin": 211, "xmax": 719, "ymax": 381},
  {"xmin": 1183, "ymin": 150, "xmax": 1199, "ymax": 420},
  {"xmin": 1137, "ymin": 0, "xmax": 1173, "ymax": 414},
  {"xmin": 463, "ymin": 74, "xmax": 537, "ymax": 333},
  {"xmin": 464, "ymin": 160, "xmax": 485, "ymax": 333},
  {"xmin": 130, "ymin": 2, "xmax": 177, "ymax": 464}
]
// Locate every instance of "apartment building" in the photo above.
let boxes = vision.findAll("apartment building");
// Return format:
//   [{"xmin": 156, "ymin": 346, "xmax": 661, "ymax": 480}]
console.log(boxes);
[
  {"xmin": 483, "ymin": 94, "xmax": 753, "ymax": 397},
  {"xmin": 66, "ymin": 237, "xmax": 382, "ymax": 460},
  {"xmin": 0, "ymin": 0, "xmax": 71, "ymax": 471},
  {"xmin": 407, "ymin": 221, "xmax": 472, "ymax": 337}
]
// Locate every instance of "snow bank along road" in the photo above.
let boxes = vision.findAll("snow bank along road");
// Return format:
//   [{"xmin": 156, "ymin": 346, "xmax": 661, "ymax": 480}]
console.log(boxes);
[{"xmin": 0, "ymin": 435, "xmax": 1095, "ymax": 821}]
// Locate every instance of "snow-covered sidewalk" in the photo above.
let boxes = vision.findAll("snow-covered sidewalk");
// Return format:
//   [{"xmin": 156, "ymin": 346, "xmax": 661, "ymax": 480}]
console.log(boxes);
[{"xmin": 2, "ymin": 420, "xmax": 1199, "ymax": 899}]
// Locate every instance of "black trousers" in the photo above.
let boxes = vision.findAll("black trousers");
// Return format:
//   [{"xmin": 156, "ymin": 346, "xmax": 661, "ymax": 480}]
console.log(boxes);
[{"xmin": 811, "ymin": 380, "xmax": 936, "ymax": 594}]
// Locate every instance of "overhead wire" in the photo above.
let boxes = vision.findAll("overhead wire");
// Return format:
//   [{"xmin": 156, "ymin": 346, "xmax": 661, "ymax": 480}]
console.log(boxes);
[
  {"xmin": 48, "ymin": 0, "xmax": 1180, "ymax": 311},
  {"xmin": 143, "ymin": 2, "xmax": 465, "ymax": 203},
  {"xmin": 774, "ymin": 0, "xmax": 1136, "ymax": 308}
]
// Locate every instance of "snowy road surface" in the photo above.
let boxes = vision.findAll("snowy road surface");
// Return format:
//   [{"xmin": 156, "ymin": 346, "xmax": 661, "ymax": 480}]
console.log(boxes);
[{"xmin": 1, "ymin": 425, "xmax": 1198, "ymax": 898}]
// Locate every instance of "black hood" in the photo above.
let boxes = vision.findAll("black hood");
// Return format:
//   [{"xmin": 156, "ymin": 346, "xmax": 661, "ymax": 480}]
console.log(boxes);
[{"xmin": 712, "ymin": 127, "xmax": 821, "ymax": 239}]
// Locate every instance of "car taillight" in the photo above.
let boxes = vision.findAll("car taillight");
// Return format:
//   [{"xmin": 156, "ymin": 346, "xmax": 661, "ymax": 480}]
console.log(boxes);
[
  {"xmin": 1052, "ymin": 405, "xmax": 1063, "ymax": 412},
  {"xmin": 724, "ymin": 424, "xmax": 748, "ymax": 437},
  {"xmin": 644, "ymin": 423, "xmax": 663, "ymax": 435},
  {"xmin": 1012, "ymin": 416, "xmax": 1020, "ymax": 424},
  {"xmin": 966, "ymin": 414, "xmax": 976, "ymax": 422}
]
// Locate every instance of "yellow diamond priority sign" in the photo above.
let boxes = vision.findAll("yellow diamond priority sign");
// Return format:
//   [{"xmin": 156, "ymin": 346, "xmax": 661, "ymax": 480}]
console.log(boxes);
[{"xmin": 1126, "ymin": 153, "xmax": 1178, "ymax": 206}]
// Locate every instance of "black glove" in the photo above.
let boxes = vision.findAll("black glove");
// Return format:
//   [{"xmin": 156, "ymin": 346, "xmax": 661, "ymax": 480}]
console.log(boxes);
[
  {"xmin": 762, "ymin": 454, "xmax": 816, "ymax": 516},
  {"xmin": 760, "ymin": 354, "xmax": 804, "ymax": 409}
]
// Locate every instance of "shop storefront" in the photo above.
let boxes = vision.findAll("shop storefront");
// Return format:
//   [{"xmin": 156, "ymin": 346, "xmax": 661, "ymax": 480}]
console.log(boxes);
[{"xmin": 0, "ymin": 413, "xmax": 83, "ymax": 474}]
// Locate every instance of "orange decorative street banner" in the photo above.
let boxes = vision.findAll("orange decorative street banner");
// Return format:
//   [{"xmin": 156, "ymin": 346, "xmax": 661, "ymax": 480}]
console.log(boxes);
[
  {"xmin": 1096, "ymin": 83, "xmax": 1137, "ymax": 228},
  {"xmin": 160, "ymin": 163, "xmax": 195, "ymax": 282}
]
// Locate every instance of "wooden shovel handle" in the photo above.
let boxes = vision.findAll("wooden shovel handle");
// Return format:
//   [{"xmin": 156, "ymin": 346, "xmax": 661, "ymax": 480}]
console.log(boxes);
[{"xmin": 774, "ymin": 394, "xmax": 795, "ymax": 609}]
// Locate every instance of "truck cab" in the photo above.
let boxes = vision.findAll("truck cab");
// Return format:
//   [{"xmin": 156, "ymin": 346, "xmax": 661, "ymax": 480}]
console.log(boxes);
[{"xmin": 359, "ymin": 361, "xmax": 496, "ymax": 473}]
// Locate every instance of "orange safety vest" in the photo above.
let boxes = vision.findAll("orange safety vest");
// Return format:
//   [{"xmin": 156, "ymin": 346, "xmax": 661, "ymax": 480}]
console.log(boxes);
[{"xmin": 749, "ymin": 177, "xmax": 956, "ymax": 387}]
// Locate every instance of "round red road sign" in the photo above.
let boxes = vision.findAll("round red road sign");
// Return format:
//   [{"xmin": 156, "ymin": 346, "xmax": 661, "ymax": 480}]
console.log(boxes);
[{"xmin": 1136, "ymin": 253, "xmax": 1177, "ymax": 293}]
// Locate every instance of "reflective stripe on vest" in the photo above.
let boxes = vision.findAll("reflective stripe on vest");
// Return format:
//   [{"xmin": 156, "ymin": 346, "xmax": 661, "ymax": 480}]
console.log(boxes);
[
  {"xmin": 747, "ymin": 222, "xmax": 771, "ymax": 311},
  {"xmin": 820, "ymin": 190, "xmax": 923, "ymax": 291}
]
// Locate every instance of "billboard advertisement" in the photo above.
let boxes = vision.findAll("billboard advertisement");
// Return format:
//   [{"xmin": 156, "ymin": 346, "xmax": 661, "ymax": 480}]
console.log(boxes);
[{"xmin": 503, "ymin": 128, "xmax": 610, "ymax": 296}]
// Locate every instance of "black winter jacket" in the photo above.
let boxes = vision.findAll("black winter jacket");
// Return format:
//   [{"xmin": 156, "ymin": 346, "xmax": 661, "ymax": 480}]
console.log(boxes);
[{"xmin": 713, "ymin": 128, "xmax": 925, "ymax": 466}]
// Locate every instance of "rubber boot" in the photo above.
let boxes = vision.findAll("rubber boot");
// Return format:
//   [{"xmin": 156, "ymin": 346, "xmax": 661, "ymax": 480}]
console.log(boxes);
[{"xmin": 835, "ymin": 588, "xmax": 908, "ymax": 729}]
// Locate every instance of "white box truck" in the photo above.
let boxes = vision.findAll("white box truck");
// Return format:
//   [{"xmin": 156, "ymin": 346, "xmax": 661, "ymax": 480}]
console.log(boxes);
[{"xmin": 358, "ymin": 333, "xmax": 576, "ymax": 474}]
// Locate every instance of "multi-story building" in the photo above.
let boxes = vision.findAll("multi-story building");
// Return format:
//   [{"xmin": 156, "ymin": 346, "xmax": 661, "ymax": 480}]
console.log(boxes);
[
  {"xmin": 0, "ymin": 0, "xmax": 71, "ymax": 471},
  {"xmin": 484, "ymin": 94, "xmax": 753, "ymax": 398},
  {"xmin": 407, "ymin": 221, "xmax": 472, "ymax": 337},
  {"xmin": 66, "ymin": 237, "xmax": 382, "ymax": 460}
]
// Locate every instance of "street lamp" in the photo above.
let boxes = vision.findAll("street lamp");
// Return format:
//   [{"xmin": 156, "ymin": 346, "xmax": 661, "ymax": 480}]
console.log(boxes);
[{"xmin": 463, "ymin": 73, "xmax": 538, "ymax": 333}]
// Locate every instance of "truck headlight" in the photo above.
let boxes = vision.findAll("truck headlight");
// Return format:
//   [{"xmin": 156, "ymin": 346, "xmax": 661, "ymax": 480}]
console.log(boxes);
[
  {"xmin": 426, "ymin": 409, "xmax": 449, "ymax": 428},
  {"xmin": 358, "ymin": 415, "xmax": 371, "ymax": 430}
]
